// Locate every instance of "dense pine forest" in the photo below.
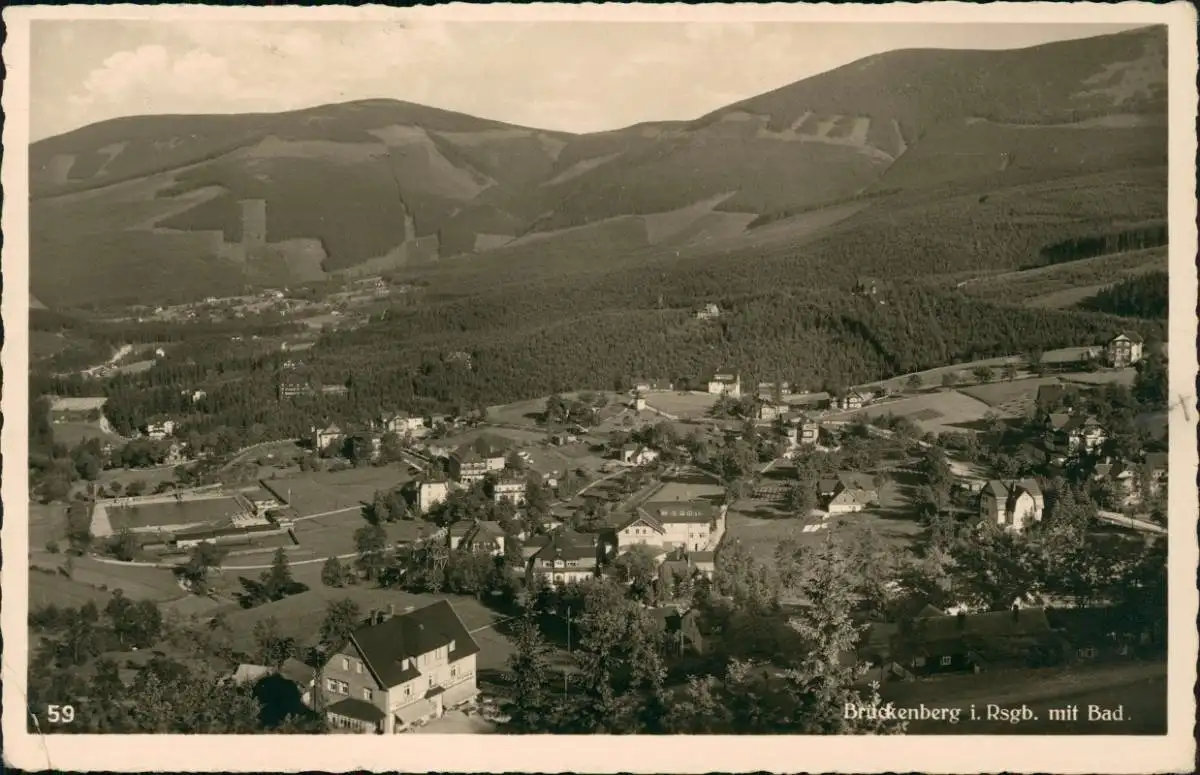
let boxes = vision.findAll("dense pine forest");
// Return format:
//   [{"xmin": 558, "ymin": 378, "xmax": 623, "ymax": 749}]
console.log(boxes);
[
  {"xmin": 1080, "ymin": 271, "xmax": 1169, "ymax": 319},
  {"xmin": 32, "ymin": 276, "xmax": 1162, "ymax": 460}
]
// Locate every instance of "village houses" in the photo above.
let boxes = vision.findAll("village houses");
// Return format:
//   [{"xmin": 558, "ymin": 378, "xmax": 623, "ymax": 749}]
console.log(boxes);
[
  {"xmin": 755, "ymin": 401, "xmax": 787, "ymax": 422},
  {"xmin": 1045, "ymin": 414, "xmax": 1107, "ymax": 455},
  {"xmin": 491, "ymin": 476, "xmax": 527, "ymax": 506},
  {"xmin": 1105, "ymin": 332, "xmax": 1145, "ymax": 368},
  {"xmin": 415, "ymin": 479, "xmax": 450, "ymax": 514},
  {"xmin": 818, "ymin": 472, "xmax": 880, "ymax": 514},
  {"xmin": 706, "ymin": 372, "xmax": 743, "ymax": 398},
  {"xmin": 317, "ymin": 601, "xmax": 480, "ymax": 734},
  {"xmin": 312, "ymin": 423, "xmax": 343, "ymax": 452},
  {"xmin": 448, "ymin": 438, "xmax": 507, "ymax": 485},
  {"xmin": 1093, "ymin": 451, "xmax": 1169, "ymax": 507},
  {"xmin": 979, "ymin": 479, "xmax": 1044, "ymax": 531},
  {"xmin": 619, "ymin": 444, "xmax": 661, "ymax": 467},
  {"xmin": 448, "ymin": 519, "xmax": 507, "ymax": 556},
  {"xmin": 863, "ymin": 607, "xmax": 1061, "ymax": 681},
  {"xmin": 526, "ymin": 530, "xmax": 601, "ymax": 586},
  {"xmin": 143, "ymin": 419, "xmax": 176, "ymax": 440},
  {"xmin": 632, "ymin": 378, "xmax": 673, "ymax": 393},
  {"xmin": 379, "ymin": 410, "xmax": 429, "ymax": 439},
  {"xmin": 836, "ymin": 390, "xmax": 868, "ymax": 411},
  {"xmin": 615, "ymin": 499, "xmax": 726, "ymax": 553},
  {"xmin": 694, "ymin": 303, "xmax": 722, "ymax": 320},
  {"xmin": 756, "ymin": 381, "xmax": 790, "ymax": 399}
]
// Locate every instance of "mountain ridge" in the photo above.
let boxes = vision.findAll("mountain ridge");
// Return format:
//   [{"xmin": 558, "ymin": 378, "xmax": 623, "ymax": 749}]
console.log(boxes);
[{"xmin": 30, "ymin": 26, "xmax": 1168, "ymax": 308}]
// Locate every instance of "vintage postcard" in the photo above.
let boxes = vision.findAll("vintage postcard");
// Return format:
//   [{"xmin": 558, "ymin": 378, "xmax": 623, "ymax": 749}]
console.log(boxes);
[{"xmin": 2, "ymin": 2, "xmax": 1197, "ymax": 772}]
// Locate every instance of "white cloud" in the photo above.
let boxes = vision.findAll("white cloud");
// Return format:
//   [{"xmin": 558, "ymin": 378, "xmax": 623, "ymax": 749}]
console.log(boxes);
[
  {"xmin": 68, "ymin": 43, "xmax": 247, "ymax": 114},
  {"xmin": 70, "ymin": 44, "xmax": 169, "ymax": 106}
]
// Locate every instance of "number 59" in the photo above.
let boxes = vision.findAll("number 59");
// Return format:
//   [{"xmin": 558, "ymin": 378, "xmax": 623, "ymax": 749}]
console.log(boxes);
[{"xmin": 47, "ymin": 705, "xmax": 75, "ymax": 724}]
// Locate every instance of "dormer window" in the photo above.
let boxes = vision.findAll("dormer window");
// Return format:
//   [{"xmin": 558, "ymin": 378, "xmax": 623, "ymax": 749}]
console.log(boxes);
[
  {"xmin": 400, "ymin": 658, "xmax": 408, "ymax": 670},
  {"xmin": 448, "ymin": 639, "xmax": 456, "ymax": 653}
]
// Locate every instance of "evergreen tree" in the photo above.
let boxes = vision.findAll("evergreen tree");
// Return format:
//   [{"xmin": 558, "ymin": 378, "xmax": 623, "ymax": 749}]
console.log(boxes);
[
  {"xmin": 502, "ymin": 615, "xmax": 561, "ymax": 733},
  {"xmin": 320, "ymin": 556, "xmax": 347, "ymax": 587}
]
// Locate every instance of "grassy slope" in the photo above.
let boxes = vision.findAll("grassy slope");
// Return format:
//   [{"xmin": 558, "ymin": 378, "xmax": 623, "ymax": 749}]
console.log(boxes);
[{"xmin": 29, "ymin": 28, "xmax": 1168, "ymax": 308}]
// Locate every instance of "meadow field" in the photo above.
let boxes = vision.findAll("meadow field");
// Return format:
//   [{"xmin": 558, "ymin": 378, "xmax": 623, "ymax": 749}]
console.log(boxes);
[
  {"xmin": 30, "ymin": 502, "xmax": 67, "ymax": 550},
  {"xmin": 828, "ymin": 390, "xmax": 997, "ymax": 434},
  {"xmin": 290, "ymin": 511, "xmax": 376, "ymax": 558},
  {"xmin": 216, "ymin": 585, "xmax": 514, "ymax": 671},
  {"xmin": 52, "ymin": 420, "xmax": 122, "ymax": 447},
  {"xmin": 1061, "ymin": 368, "xmax": 1138, "ymax": 387},
  {"xmin": 29, "ymin": 570, "xmax": 115, "ymax": 608},
  {"xmin": 29, "ymin": 552, "xmax": 187, "ymax": 609},
  {"xmin": 264, "ymin": 464, "xmax": 413, "ymax": 517},
  {"xmin": 642, "ymin": 391, "xmax": 719, "ymax": 420},
  {"xmin": 959, "ymin": 376, "xmax": 1062, "ymax": 416}
]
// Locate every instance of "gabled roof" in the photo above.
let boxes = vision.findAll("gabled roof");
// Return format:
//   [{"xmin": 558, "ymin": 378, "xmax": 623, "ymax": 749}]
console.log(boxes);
[
  {"xmin": 454, "ymin": 434, "xmax": 511, "ymax": 462},
  {"xmin": 348, "ymin": 601, "xmax": 480, "ymax": 689},
  {"xmin": 982, "ymin": 478, "xmax": 1042, "ymax": 501},
  {"xmin": 903, "ymin": 608, "xmax": 1052, "ymax": 646},
  {"xmin": 476, "ymin": 520, "xmax": 505, "ymax": 538},
  {"xmin": 618, "ymin": 511, "xmax": 665, "ymax": 534},
  {"xmin": 326, "ymin": 697, "xmax": 387, "ymax": 723},
  {"xmin": 1046, "ymin": 413, "xmax": 1073, "ymax": 430},
  {"xmin": 639, "ymin": 500, "xmax": 718, "ymax": 524},
  {"xmin": 830, "ymin": 488, "xmax": 876, "ymax": 508},
  {"xmin": 1061, "ymin": 415, "xmax": 1102, "ymax": 432},
  {"xmin": 533, "ymin": 530, "xmax": 598, "ymax": 562},
  {"xmin": 1110, "ymin": 332, "xmax": 1145, "ymax": 344}
]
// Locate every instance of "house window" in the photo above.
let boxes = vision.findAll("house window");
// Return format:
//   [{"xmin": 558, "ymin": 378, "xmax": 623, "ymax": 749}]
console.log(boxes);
[
  {"xmin": 449, "ymin": 640, "xmax": 456, "ymax": 653},
  {"xmin": 939, "ymin": 656, "xmax": 953, "ymax": 667},
  {"xmin": 450, "ymin": 665, "xmax": 458, "ymax": 680},
  {"xmin": 362, "ymin": 688, "xmax": 373, "ymax": 701},
  {"xmin": 404, "ymin": 685, "xmax": 412, "ymax": 698},
  {"xmin": 341, "ymin": 657, "xmax": 349, "ymax": 671},
  {"xmin": 325, "ymin": 678, "xmax": 337, "ymax": 692},
  {"xmin": 355, "ymin": 661, "xmax": 363, "ymax": 674}
]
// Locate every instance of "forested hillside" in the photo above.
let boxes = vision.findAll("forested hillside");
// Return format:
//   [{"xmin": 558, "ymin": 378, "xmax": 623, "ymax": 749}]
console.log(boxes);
[{"xmin": 29, "ymin": 26, "xmax": 1167, "ymax": 307}]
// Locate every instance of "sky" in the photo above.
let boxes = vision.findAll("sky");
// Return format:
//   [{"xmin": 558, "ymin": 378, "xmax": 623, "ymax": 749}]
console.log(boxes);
[{"xmin": 30, "ymin": 20, "xmax": 1148, "ymax": 140}]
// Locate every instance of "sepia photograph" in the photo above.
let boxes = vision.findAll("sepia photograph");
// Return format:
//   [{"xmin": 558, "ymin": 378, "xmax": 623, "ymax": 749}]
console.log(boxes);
[{"xmin": 2, "ymin": 3, "xmax": 1197, "ymax": 773}]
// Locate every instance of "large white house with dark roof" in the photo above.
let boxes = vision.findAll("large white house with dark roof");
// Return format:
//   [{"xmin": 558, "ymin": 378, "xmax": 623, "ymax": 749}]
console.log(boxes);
[
  {"xmin": 979, "ymin": 479, "xmax": 1044, "ymax": 532},
  {"xmin": 615, "ymin": 500, "xmax": 726, "ymax": 553},
  {"xmin": 1105, "ymin": 332, "xmax": 1145, "ymax": 368},
  {"xmin": 316, "ymin": 601, "xmax": 480, "ymax": 734}
]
